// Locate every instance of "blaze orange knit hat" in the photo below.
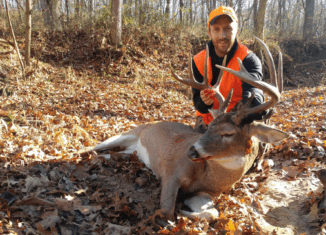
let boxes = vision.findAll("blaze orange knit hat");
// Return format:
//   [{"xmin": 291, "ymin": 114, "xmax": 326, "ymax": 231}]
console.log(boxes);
[{"xmin": 208, "ymin": 6, "xmax": 238, "ymax": 28}]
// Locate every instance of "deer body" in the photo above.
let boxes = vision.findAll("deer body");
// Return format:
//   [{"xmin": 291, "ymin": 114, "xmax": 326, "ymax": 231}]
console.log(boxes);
[
  {"xmin": 86, "ymin": 38, "xmax": 289, "ymax": 222},
  {"xmin": 90, "ymin": 115, "xmax": 284, "ymax": 221}
]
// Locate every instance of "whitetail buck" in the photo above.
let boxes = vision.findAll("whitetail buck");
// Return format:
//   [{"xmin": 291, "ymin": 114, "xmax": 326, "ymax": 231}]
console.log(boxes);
[{"xmin": 83, "ymin": 38, "xmax": 289, "ymax": 222}]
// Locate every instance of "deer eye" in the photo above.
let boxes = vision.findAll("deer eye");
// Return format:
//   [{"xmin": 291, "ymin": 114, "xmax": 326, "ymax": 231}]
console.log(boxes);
[{"xmin": 221, "ymin": 132, "xmax": 236, "ymax": 137}]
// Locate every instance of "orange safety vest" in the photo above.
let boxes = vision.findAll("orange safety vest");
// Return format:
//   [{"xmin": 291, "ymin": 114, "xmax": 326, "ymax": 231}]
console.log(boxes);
[{"xmin": 194, "ymin": 42, "xmax": 251, "ymax": 125}]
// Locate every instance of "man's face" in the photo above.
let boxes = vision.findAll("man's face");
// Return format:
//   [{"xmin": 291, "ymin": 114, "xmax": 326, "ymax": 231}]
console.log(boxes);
[{"xmin": 208, "ymin": 15, "xmax": 238, "ymax": 58}]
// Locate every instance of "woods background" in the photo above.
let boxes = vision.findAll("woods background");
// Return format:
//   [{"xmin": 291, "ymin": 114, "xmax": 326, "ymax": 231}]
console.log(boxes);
[{"xmin": 0, "ymin": 0, "xmax": 324, "ymax": 44}]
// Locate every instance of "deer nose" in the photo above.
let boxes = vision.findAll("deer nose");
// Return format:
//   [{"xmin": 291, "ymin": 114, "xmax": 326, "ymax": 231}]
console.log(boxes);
[{"xmin": 188, "ymin": 146, "xmax": 200, "ymax": 160}]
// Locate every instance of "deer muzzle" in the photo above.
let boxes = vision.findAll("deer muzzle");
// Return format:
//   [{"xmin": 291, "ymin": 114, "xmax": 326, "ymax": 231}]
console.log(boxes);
[
  {"xmin": 188, "ymin": 146, "xmax": 199, "ymax": 160},
  {"xmin": 188, "ymin": 146, "xmax": 212, "ymax": 162}
]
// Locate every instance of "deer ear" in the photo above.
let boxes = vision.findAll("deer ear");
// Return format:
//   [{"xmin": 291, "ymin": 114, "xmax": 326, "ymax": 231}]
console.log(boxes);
[{"xmin": 249, "ymin": 123, "xmax": 289, "ymax": 144}]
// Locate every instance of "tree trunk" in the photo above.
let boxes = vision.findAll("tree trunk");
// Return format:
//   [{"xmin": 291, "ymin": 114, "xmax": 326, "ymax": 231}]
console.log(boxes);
[
  {"xmin": 65, "ymin": 0, "xmax": 69, "ymax": 26},
  {"xmin": 135, "ymin": 0, "xmax": 138, "ymax": 18},
  {"xmin": 276, "ymin": 0, "xmax": 285, "ymax": 38},
  {"xmin": 253, "ymin": 0, "xmax": 258, "ymax": 30},
  {"xmin": 40, "ymin": 0, "xmax": 60, "ymax": 30},
  {"xmin": 75, "ymin": 0, "xmax": 80, "ymax": 18},
  {"xmin": 111, "ymin": 0, "xmax": 122, "ymax": 46},
  {"xmin": 201, "ymin": 0, "xmax": 205, "ymax": 24},
  {"xmin": 166, "ymin": 0, "xmax": 170, "ymax": 16},
  {"xmin": 25, "ymin": 0, "xmax": 32, "ymax": 66},
  {"xmin": 253, "ymin": 0, "xmax": 268, "ymax": 55},
  {"xmin": 206, "ymin": 0, "xmax": 210, "ymax": 12},
  {"xmin": 238, "ymin": 0, "xmax": 242, "ymax": 31},
  {"xmin": 179, "ymin": 0, "xmax": 183, "ymax": 23},
  {"xmin": 303, "ymin": 0, "xmax": 315, "ymax": 40},
  {"xmin": 324, "ymin": 5, "xmax": 326, "ymax": 40},
  {"xmin": 190, "ymin": 0, "xmax": 193, "ymax": 24},
  {"xmin": 14, "ymin": 0, "xmax": 23, "ymax": 23},
  {"xmin": 270, "ymin": 0, "xmax": 277, "ymax": 36},
  {"xmin": 253, "ymin": 0, "xmax": 268, "ymax": 39},
  {"xmin": 89, "ymin": 0, "xmax": 93, "ymax": 23},
  {"xmin": 138, "ymin": 0, "xmax": 143, "ymax": 25}
]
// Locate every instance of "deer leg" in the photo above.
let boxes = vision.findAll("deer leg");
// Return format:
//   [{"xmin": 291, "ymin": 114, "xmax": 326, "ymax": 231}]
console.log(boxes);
[
  {"xmin": 160, "ymin": 178, "xmax": 180, "ymax": 221},
  {"xmin": 92, "ymin": 134, "xmax": 138, "ymax": 152},
  {"xmin": 180, "ymin": 194, "xmax": 218, "ymax": 223}
]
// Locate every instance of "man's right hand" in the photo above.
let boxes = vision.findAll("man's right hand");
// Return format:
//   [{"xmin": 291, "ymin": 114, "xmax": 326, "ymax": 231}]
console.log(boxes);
[{"xmin": 200, "ymin": 89, "xmax": 215, "ymax": 106}]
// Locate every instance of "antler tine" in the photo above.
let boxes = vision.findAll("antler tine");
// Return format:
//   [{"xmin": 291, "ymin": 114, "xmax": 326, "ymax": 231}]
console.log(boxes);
[
  {"xmin": 170, "ymin": 47, "xmax": 210, "ymax": 91},
  {"xmin": 203, "ymin": 44, "xmax": 210, "ymax": 89},
  {"xmin": 254, "ymin": 37, "xmax": 277, "ymax": 88},
  {"xmin": 216, "ymin": 58, "xmax": 280, "ymax": 119},
  {"xmin": 171, "ymin": 44, "xmax": 233, "ymax": 119},
  {"xmin": 209, "ymin": 55, "xmax": 231, "ymax": 118},
  {"xmin": 211, "ymin": 55, "xmax": 227, "ymax": 106},
  {"xmin": 215, "ymin": 37, "xmax": 281, "ymax": 124},
  {"xmin": 209, "ymin": 89, "xmax": 233, "ymax": 118},
  {"xmin": 278, "ymin": 50, "xmax": 283, "ymax": 93}
]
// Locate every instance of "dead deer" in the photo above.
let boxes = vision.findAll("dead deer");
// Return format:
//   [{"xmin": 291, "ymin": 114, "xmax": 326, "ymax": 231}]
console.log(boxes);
[{"xmin": 83, "ymin": 38, "xmax": 289, "ymax": 222}]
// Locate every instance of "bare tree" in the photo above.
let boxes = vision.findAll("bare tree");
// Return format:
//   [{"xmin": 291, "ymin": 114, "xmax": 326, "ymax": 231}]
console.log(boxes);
[
  {"xmin": 179, "ymin": 0, "xmax": 183, "ymax": 22},
  {"xmin": 189, "ymin": 0, "xmax": 193, "ymax": 24},
  {"xmin": 40, "ymin": 0, "xmax": 61, "ymax": 30},
  {"xmin": 237, "ymin": 0, "xmax": 242, "ymax": 30},
  {"xmin": 111, "ymin": 0, "xmax": 122, "ymax": 45},
  {"xmin": 89, "ymin": 0, "xmax": 94, "ymax": 23},
  {"xmin": 253, "ymin": 0, "xmax": 258, "ymax": 29},
  {"xmin": 75, "ymin": 0, "xmax": 80, "ymax": 19},
  {"xmin": 166, "ymin": 0, "xmax": 170, "ymax": 15},
  {"xmin": 253, "ymin": 0, "xmax": 268, "ymax": 59},
  {"xmin": 276, "ymin": 0, "xmax": 285, "ymax": 38},
  {"xmin": 65, "ymin": 0, "xmax": 69, "ymax": 25},
  {"xmin": 25, "ymin": 0, "xmax": 32, "ymax": 66},
  {"xmin": 138, "ymin": 0, "xmax": 143, "ymax": 25},
  {"xmin": 14, "ymin": 0, "xmax": 23, "ymax": 23},
  {"xmin": 303, "ymin": 0, "xmax": 315, "ymax": 40},
  {"xmin": 201, "ymin": 0, "xmax": 205, "ymax": 24},
  {"xmin": 4, "ymin": 0, "xmax": 24, "ymax": 76},
  {"xmin": 253, "ymin": 0, "xmax": 268, "ymax": 39}
]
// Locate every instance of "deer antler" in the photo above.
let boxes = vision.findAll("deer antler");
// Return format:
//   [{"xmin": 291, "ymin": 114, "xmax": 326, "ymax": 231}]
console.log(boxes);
[
  {"xmin": 215, "ymin": 37, "xmax": 283, "ymax": 124},
  {"xmin": 170, "ymin": 44, "xmax": 232, "ymax": 117}
]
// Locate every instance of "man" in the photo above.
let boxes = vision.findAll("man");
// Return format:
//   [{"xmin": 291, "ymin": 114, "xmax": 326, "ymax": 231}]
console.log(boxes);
[{"xmin": 192, "ymin": 6, "xmax": 266, "ymax": 131}]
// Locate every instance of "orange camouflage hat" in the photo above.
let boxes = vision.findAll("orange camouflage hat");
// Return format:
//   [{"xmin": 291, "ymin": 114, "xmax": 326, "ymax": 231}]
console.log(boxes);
[{"xmin": 208, "ymin": 6, "xmax": 238, "ymax": 28}]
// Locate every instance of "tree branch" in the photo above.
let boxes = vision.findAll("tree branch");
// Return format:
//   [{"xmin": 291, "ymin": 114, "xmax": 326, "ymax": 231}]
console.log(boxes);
[
  {"xmin": 294, "ymin": 59, "xmax": 326, "ymax": 68},
  {"xmin": 5, "ymin": 0, "xmax": 25, "ymax": 75},
  {"xmin": 0, "ymin": 38, "xmax": 15, "ymax": 47}
]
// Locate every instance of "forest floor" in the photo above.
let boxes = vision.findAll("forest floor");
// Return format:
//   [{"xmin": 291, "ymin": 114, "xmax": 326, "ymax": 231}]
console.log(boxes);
[{"xmin": 0, "ymin": 28, "xmax": 326, "ymax": 234}]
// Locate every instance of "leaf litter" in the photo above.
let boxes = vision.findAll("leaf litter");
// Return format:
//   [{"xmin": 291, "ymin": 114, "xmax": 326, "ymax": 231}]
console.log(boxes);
[{"xmin": 0, "ymin": 29, "xmax": 326, "ymax": 234}]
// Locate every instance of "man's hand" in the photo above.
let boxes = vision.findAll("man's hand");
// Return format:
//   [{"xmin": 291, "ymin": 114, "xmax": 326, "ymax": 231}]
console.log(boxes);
[{"xmin": 200, "ymin": 89, "xmax": 215, "ymax": 106}]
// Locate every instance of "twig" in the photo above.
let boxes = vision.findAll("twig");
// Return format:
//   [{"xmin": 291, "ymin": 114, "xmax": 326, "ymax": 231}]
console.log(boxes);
[
  {"xmin": 0, "ymin": 38, "xmax": 15, "ymax": 47},
  {"xmin": 294, "ymin": 59, "xmax": 326, "ymax": 68},
  {"xmin": 4, "ymin": 0, "xmax": 25, "ymax": 79},
  {"xmin": 284, "ymin": 76, "xmax": 298, "ymax": 87}
]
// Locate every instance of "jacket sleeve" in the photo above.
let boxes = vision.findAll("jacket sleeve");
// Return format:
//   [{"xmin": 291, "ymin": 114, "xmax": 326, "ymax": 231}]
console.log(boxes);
[
  {"xmin": 241, "ymin": 52, "xmax": 264, "ymax": 107},
  {"xmin": 191, "ymin": 59, "xmax": 213, "ymax": 114}
]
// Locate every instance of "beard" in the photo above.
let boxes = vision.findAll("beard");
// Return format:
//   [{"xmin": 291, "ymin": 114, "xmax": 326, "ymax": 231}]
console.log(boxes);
[{"xmin": 213, "ymin": 39, "xmax": 233, "ymax": 57}]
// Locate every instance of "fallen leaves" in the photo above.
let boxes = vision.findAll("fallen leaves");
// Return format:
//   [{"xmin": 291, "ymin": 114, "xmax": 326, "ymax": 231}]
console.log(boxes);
[{"xmin": 0, "ymin": 29, "xmax": 326, "ymax": 234}]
